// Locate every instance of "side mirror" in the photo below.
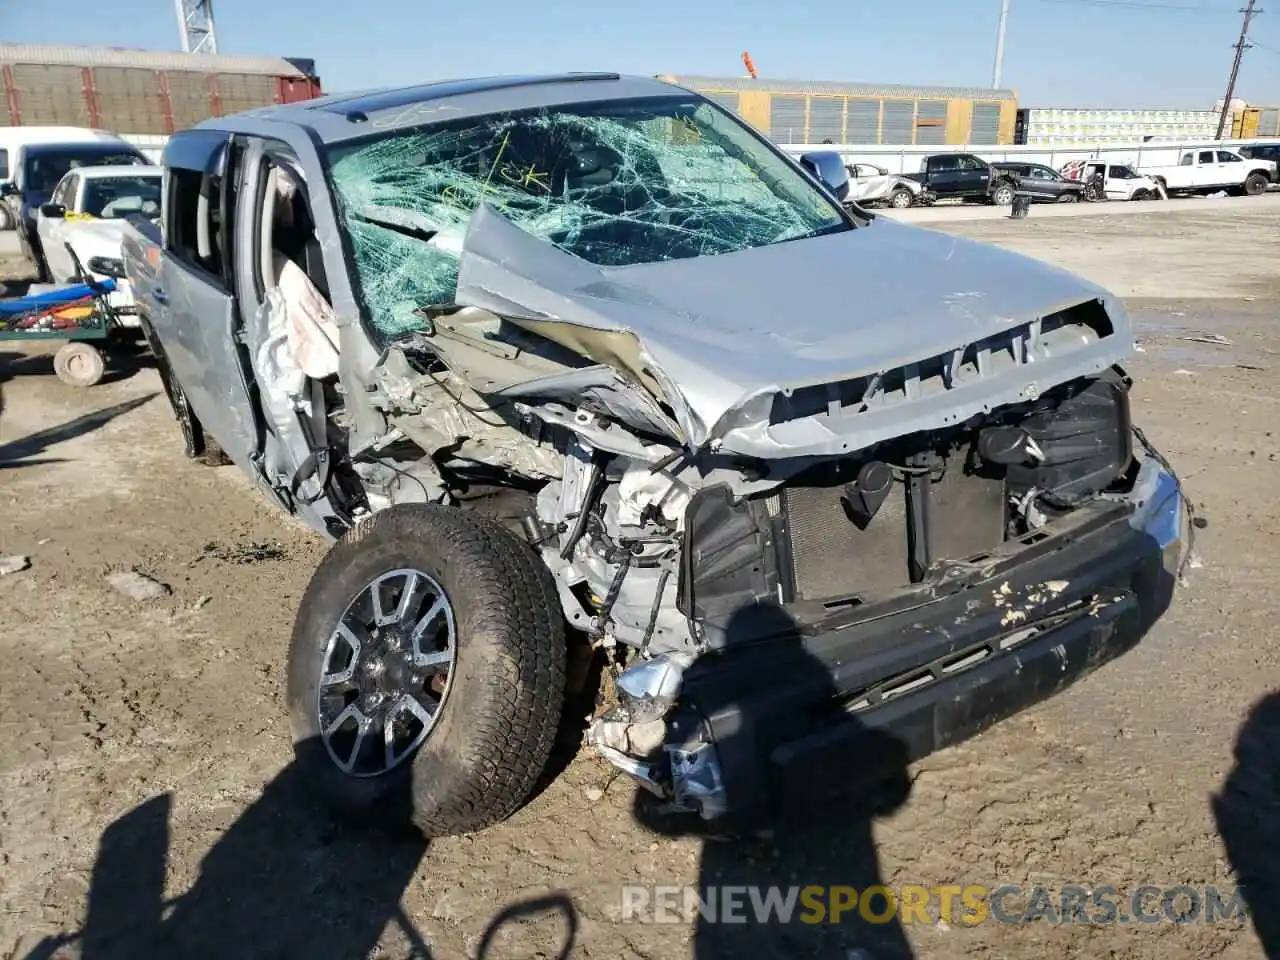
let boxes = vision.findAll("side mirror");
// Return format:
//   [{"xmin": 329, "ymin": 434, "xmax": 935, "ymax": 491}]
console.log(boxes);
[
  {"xmin": 0, "ymin": 181, "xmax": 17, "ymax": 198},
  {"xmin": 87, "ymin": 255, "xmax": 127, "ymax": 280},
  {"xmin": 799, "ymin": 150, "xmax": 850, "ymax": 202},
  {"xmin": 39, "ymin": 203, "xmax": 66, "ymax": 219}
]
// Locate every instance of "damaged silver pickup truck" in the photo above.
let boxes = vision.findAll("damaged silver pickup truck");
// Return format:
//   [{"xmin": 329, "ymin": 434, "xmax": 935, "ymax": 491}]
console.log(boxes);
[{"xmin": 115, "ymin": 73, "xmax": 1190, "ymax": 838}]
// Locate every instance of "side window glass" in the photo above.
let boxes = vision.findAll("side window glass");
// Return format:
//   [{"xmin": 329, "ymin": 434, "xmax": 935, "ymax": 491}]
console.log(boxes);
[
  {"xmin": 930, "ymin": 156, "xmax": 958, "ymax": 172},
  {"xmin": 0, "ymin": 149, "xmax": 8, "ymax": 181},
  {"xmin": 1217, "ymin": 151, "xmax": 1242, "ymax": 163},
  {"xmin": 959, "ymin": 156, "xmax": 984, "ymax": 171},
  {"xmin": 167, "ymin": 166, "xmax": 227, "ymax": 284},
  {"xmin": 1180, "ymin": 154, "xmax": 1193, "ymax": 166},
  {"xmin": 53, "ymin": 175, "xmax": 77, "ymax": 209},
  {"xmin": 1198, "ymin": 151, "xmax": 1215, "ymax": 164}
]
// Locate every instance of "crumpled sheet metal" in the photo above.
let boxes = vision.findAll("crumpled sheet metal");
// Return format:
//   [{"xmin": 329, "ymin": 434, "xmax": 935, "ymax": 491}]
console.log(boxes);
[{"xmin": 453, "ymin": 203, "xmax": 1138, "ymax": 458}]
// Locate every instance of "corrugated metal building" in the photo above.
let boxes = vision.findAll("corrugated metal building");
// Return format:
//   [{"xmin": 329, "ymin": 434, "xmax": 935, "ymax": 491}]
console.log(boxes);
[
  {"xmin": 659, "ymin": 74, "xmax": 1019, "ymax": 145},
  {"xmin": 0, "ymin": 44, "xmax": 322, "ymax": 134}
]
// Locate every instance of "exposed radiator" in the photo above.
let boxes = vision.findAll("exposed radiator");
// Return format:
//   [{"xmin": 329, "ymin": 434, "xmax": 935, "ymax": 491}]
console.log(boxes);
[
  {"xmin": 772, "ymin": 450, "xmax": 1007, "ymax": 603},
  {"xmin": 780, "ymin": 482, "xmax": 910, "ymax": 601}
]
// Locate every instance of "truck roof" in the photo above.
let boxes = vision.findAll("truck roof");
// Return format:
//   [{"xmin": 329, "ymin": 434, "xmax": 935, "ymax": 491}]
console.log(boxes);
[{"xmin": 188, "ymin": 72, "xmax": 689, "ymax": 144}]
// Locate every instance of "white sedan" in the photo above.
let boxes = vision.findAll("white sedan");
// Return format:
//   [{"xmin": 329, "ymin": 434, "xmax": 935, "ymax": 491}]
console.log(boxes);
[{"xmin": 35, "ymin": 164, "xmax": 163, "ymax": 327}]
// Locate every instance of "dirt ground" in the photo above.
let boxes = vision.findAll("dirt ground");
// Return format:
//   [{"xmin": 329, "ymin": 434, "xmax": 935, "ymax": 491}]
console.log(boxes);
[{"xmin": 1, "ymin": 202, "xmax": 1279, "ymax": 960}]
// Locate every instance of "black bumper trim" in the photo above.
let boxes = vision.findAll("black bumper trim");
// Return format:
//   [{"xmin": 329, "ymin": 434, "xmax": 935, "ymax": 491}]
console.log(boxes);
[{"xmin": 670, "ymin": 509, "xmax": 1176, "ymax": 825}]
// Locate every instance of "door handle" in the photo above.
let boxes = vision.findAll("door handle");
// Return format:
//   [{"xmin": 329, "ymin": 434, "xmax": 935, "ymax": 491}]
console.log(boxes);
[{"xmin": 152, "ymin": 287, "xmax": 169, "ymax": 304}]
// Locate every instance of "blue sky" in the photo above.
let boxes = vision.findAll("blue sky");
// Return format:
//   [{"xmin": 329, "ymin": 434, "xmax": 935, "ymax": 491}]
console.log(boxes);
[{"xmin": 8, "ymin": 0, "xmax": 1279, "ymax": 108}]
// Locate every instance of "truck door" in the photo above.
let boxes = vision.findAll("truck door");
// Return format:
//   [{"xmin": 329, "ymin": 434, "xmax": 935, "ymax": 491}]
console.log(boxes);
[
  {"xmin": 1215, "ymin": 150, "xmax": 1245, "ymax": 186},
  {"xmin": 925, "ymin": 155, "xmax": 962, "ymax": 196},
  {"xmin": 1196, "ymin": 149, "xmax": 1218, "ymax": 187},
  {"xmin": 147, "ymin": 130, "xmax": 269, "ymax": 484},
  {"xmin": 956, "ymin": 154, "xmax": 991, "ymax": 195}
]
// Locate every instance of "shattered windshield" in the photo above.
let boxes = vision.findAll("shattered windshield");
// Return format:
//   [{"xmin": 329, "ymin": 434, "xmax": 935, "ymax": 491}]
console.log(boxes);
[{"xmin": 325, "ymin": 94, "xmax": 848, "ymax": 340}]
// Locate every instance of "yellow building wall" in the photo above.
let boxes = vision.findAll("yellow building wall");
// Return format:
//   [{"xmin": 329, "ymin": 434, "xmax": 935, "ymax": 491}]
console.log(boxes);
[
  {"xmin": 737, "ymin": 90, "xmax": 772, "ymax": 134},
  {"xmin": 945, "ymin": 99, "xmax": 973, "ymax": 144},
  {"xmin": 670, "ymin": 82, "xmax": 1019, "ymax": 145},
  {"xmin": 997, "ymin": 98, "xmax": 1017, "ymax": 145}
]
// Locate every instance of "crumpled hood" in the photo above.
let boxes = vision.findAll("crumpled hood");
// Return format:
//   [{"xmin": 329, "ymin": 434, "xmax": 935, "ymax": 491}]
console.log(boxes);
[{"xmin": 454, "ymin": 204, "xmax": 1134, "ymax": 456}]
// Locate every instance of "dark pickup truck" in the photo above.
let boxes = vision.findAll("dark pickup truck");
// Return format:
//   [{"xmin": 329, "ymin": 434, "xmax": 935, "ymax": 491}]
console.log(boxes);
[{"xmin": 905, "ymin": 153, "xmax": 1016, "ymax": 205}]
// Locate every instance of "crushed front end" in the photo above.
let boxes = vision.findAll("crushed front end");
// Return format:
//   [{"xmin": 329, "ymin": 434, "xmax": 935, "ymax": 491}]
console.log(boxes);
[{"xmin": 581, "ymin": 360, "xmax": 1189, "ymax": 826}]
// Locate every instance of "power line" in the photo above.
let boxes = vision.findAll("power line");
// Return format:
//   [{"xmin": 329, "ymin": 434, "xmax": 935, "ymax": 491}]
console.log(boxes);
[{"xmin": 1030, "ymin": 0, "xmax": 1239, "ymax": 13}]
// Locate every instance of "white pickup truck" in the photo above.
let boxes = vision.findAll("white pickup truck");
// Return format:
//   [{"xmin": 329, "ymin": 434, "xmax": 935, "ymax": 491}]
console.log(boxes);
[{"xmin": 1141, "ymin": 148, "xmax": 1275, "ymax": 198}]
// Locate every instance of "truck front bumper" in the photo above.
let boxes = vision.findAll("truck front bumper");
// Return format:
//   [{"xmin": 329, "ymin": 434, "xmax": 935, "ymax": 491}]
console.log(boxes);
[{"xmin": 647, "ymin": 460, "xmax": 1185, "ymax": 826}]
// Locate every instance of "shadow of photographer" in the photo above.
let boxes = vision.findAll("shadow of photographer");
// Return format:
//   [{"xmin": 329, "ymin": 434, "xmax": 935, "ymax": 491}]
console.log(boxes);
[
  {"xmin": 19, "ymin": 738, "xmax": 581, "ymax": 960},
  {"xmin": 631, "ymin": 600, "xmax": 917, "ymax": 960}
]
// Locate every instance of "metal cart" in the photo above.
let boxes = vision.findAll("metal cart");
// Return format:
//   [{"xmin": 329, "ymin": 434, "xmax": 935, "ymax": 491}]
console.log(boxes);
[{"xmin": 0, "ymin": 243, "xmax": 128, "ymax": 387}]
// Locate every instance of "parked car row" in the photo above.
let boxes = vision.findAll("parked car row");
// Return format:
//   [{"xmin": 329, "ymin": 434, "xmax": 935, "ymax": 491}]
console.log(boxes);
[
  {"xmin": 0, "ymin": 126, "xmax": 161, "ymax": 325},
  {"xmin": 838, "ymin": 144, "xmax": 1278, "ymax": 211}
]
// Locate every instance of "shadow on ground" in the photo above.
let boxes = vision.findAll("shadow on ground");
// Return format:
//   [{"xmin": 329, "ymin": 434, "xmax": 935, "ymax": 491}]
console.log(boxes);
[
  {"xmin": 19, "ymin": 741, "xmax": 580, "ymax": 960},
  {"xmin": 631, "ymin": 602, "xmax": 917, "ymax": 960},
  {"xmin": 1213, "ymin": 689, "xmax": 1280, "ymax": 956},
  {"xmin": 0, "ymin": 393, "xmax": 156, "ymax": 468}
]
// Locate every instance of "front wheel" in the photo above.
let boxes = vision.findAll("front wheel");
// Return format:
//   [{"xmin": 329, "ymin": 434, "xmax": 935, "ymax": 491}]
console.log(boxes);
[
  {"xmin": 990, "ymin": 183, "xmax": 1015, "ymax": 206},
  {"xmin": 1058, "ymin": 192, "xmax": 1079, "ymax": 203},
  {"xmin": 1243, "ymin": 172, "xmax": 1269, "ymax": 196},
  {"xmin": 287, "ymin": 504, "xmax": 568, "ymax": 838}
]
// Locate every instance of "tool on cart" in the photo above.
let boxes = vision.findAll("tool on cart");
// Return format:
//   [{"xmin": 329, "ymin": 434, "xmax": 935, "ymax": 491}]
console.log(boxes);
[{"xmin": 0, "ymin": 242, "xmax": 126, "ymax": 387}]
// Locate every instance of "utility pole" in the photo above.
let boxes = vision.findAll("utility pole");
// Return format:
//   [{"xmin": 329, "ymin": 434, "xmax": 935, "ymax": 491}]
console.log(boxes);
[
  {"xmin": 1216, "ymin": 0, "xmax": 1259, "ymax": 139},
  {"xmin": 993, "ymin": 0, "xmax": 1011, "ymax": 88}
]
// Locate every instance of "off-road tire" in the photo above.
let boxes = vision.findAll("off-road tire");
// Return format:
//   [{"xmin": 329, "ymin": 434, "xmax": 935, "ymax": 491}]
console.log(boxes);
[
  {"xmin": 889, "ymin": 188, "xmax": 913, "ymax": 209},
  {"xmin": 287, "ymin": 503, "xmax": 567, "ymax": 838},
  {"xmin": 1244, "ymin": 172, "xmax": 1268, "ymax": 197},
  {"xmin": 990, "ymin": 182, "xmax": 1015, "ymax": 206}
]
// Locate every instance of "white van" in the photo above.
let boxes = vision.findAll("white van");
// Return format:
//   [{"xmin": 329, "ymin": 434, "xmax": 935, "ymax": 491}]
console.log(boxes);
[{"xmin": 0, "ymin": 126, "xmax": 148, "ymax": 234}]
